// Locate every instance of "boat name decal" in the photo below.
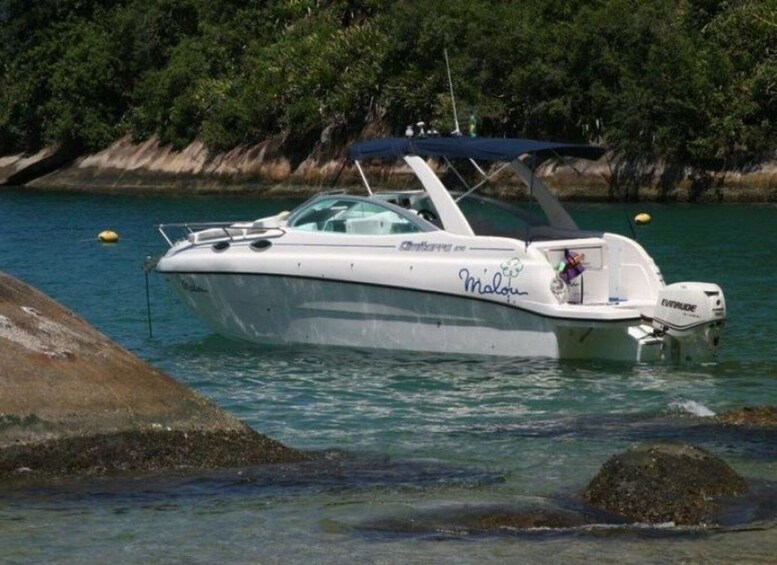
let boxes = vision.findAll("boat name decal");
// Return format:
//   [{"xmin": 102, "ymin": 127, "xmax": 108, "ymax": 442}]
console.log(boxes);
[
  {"xmin": 661, "ymin": 299, "xmax": 697, "ymax": 313},
  {"xmin": 459, "ymin": 268, "xmax": 528, "ymax": 299},
  {"xmin": 399, "ymin": 241, "xmax": 466, "ymax": 253},
  {"xmin": 180, "ymin": 276, "xmax": 208, "ymax": 293}
]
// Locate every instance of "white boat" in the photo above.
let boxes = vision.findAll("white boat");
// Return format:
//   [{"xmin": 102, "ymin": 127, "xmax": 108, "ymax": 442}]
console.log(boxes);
[{"xmin": 155, "ymin": 137, "xmax": 725, "ymax": 362}]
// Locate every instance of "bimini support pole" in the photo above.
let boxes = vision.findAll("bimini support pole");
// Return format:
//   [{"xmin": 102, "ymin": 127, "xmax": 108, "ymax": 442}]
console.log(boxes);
[
  {"xmin": 454, "ymin": 161, "xmax": 511, "ymax": 203},
  {"xmin": 353, "ymin": 160, "xmax": 373, "ymax": 196},
  {"xmin": 443, "ymin": 156, "xmax": 472, "ymax": 191}
]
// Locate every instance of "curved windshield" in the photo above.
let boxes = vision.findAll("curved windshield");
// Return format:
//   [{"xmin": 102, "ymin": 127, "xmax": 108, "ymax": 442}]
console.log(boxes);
[
  {"xmin": 287, "ymin": 197, "xmax": 429, "ymax": 235},
  {"xmin": 458, "ymin": 195, "xmax": 548, "ymax": 237},
  {"xmin": 458, "ymin": 194, "xmax": 596, "ymax": 241}
]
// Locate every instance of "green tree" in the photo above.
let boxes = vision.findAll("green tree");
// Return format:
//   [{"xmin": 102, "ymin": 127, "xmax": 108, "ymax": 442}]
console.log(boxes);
[{"xmin": 0, "ymin": 0, "xmax": 775, "ymax": 191}]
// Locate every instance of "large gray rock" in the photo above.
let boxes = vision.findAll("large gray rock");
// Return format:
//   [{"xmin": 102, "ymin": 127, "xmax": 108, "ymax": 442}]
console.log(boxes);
[
  {"xmin": 583, "ymin": 442, "xmax": 748, "ymax": 525},
  {"xmin": 0, "ymin": 272, "xmax": 306, "ymax": 479}
]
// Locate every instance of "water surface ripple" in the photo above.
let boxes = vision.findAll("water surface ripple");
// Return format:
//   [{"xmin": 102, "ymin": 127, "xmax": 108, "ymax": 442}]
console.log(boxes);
[{"xmin": 1, "ymin": 191, "xmax": 776, "ymax": 563}]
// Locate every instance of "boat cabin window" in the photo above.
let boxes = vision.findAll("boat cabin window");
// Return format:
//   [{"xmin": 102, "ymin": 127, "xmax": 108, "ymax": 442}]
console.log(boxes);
[{"xmin": 287, "ymin": 197, "xmax": 428, "ymax": 235}]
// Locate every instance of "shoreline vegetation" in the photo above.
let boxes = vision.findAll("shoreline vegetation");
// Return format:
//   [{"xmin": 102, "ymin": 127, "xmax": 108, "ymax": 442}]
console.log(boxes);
[{"xmin": 1, "ymin": 1, "xmax": 776, "ymax": 201}]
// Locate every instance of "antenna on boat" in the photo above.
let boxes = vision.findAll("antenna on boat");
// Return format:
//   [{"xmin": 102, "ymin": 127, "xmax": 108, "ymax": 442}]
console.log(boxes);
[{"xmin": 444, "ymin": 48, "xmax": 462, "ymax": 136}]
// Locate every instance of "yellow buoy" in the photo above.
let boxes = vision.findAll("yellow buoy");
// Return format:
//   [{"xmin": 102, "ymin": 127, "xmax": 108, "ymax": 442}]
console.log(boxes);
[
  {"xmin": 634, "ymin": 212, "xmax": 652, "ymax": 225},
  {"xmin": 98, "ymin": 230, "xmax": 119, "ymax": 243}
]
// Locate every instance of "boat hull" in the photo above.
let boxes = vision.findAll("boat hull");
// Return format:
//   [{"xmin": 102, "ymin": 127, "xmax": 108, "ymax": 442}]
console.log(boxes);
[{"xmin": 163, "ymin": 272, "xmax": 660, "ymax": 361}]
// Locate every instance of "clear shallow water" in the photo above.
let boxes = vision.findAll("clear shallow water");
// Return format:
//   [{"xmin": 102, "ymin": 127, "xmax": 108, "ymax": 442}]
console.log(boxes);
[{"xmin": 1, "ymin": 189, "xmax": 777, "ymax": 563}]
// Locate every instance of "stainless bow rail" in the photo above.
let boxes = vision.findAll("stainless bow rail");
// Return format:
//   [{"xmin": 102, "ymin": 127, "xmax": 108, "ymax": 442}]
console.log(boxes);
[{"xmin": 157, "ymin": 222, "xmax": 286, "ymax": 247}]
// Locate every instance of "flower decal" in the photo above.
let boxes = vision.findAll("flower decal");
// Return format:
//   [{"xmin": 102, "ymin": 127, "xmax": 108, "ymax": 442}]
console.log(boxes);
[{"xmin": 501, "ymin": 257, "xmax": 523, "ymax": 278}]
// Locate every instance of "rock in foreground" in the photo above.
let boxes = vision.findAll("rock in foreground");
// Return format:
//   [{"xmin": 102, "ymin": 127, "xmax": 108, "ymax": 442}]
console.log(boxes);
[
  {"xmin": 0, "ymin": 272, "xmax": 306, "ymax": 480},
  {"xmin": 583, "ymin": 442, "xmax": 748, "ymax": 525}
]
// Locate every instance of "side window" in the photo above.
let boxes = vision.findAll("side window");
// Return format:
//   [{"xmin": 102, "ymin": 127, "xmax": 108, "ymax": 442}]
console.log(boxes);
[{"xmin": 289, "ymin": 199, "xmax": 424, "ymax": 235}]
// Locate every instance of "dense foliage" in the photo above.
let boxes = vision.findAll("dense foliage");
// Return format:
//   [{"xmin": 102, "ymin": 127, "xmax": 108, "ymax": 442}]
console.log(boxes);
[{"xmin": 1, "ymin": 0, "xmax": 775, "ymax": 170}]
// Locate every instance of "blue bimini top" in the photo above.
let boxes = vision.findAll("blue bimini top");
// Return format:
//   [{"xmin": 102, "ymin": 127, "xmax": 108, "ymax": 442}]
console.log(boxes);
[{"xmin": 348, "ymin": 137, "xmax": 606, "ymax": 162}]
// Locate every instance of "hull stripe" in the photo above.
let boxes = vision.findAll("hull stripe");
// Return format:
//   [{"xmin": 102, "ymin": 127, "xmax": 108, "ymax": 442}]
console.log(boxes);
[{"xmin": 158, "ymin": 269, "xmax": 642, "ymax": 325}]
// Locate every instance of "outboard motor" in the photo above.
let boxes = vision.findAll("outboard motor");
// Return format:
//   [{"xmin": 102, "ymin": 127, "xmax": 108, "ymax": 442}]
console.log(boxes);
[{"xmin": 653, "ymin": 282, "xmax": 726, "ymax": 363}]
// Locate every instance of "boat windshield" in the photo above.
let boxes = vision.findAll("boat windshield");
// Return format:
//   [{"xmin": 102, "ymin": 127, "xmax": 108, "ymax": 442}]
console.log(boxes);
[
  {"xmin": 287, "ymin": 196, "xmax": 432, "ymax": 235},
  {"xmin": 457, "ymin": 194, "xmax": 595, "ymax": 241}
]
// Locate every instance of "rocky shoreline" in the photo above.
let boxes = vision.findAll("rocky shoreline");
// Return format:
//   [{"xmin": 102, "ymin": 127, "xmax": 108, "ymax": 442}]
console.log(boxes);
[{"xmin": 2, "ymin": 135, "xmax": 777, "ymax": 202}]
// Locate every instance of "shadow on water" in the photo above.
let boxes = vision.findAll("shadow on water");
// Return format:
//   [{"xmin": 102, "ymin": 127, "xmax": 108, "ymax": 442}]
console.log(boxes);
[
  {"xmin": 3, "ymin": 447, "xmax": 775, "ymax": 541},
  {"xmin": 2, "ymin": 451, "xmax": 775, "ymax": 542},
  {"xmin": 450, "ymin": 412, "xmax": 777, "ymax": 461},
  {"xmin": 348, "ymin": 480, "xmax": 777, "ymax": 541},
  {"xmin": 0, "ymin": 450, "xmax": 504, "ymax": 508}
]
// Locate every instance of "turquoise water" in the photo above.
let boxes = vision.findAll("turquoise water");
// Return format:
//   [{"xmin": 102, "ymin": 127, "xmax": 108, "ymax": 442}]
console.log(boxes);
[{"xmin": 1, "ymin": 189, "xmax": 776, "ymax": 563}]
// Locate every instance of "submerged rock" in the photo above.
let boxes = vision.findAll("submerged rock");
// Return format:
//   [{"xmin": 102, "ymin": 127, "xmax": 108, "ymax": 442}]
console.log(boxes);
[
  {"xmin": 0, "ymin": 272, "xmax": 306, "ymax": 480},
  {"xmin": 718, "ymin": 406, "xmax": 777, "ymax": 428},
  {"xmin": 583, "ymin": 442, "xmax": 748, "ymax": 525},
  {"xmin": 463, "ymin": 509, "xmax": 593, "ymax": 530},
  {"xmin": 0, "ymin": 429, "xmax": 301, "ymax": 479},
  {"xmin": 359, "ymin": 503, "xmax": 597, "ymax": 537}
]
